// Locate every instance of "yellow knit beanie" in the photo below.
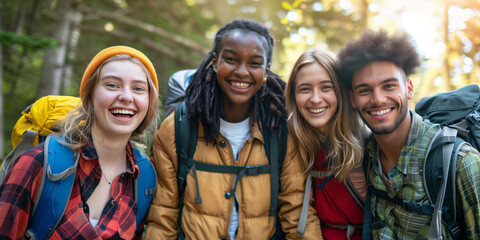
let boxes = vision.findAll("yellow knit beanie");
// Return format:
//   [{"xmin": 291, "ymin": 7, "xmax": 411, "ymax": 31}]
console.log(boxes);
[{"xmin": 80, "ymin": 46, "xmax": 158, "ymax": 95}]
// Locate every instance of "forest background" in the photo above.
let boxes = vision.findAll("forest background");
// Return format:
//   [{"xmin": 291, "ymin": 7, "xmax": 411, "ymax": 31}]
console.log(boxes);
[{"xmin": 0, "ymin": 0, "xmax": 479, "ymax": 160}]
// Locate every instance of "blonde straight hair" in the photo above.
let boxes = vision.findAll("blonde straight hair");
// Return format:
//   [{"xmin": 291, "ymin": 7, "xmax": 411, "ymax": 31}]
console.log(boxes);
[
  {"xmin": 59, "ymin": 54, "xmax": 159, "ymax": 150},
  {"xmin": 286, "ymin": 48, "xmax": 365, "ymax": 182}
]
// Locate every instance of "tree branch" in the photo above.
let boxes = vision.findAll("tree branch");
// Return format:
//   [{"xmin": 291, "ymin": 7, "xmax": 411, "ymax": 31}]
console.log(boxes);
[
  {"xmin": 78, "ymin": 6, "xmax": 210, "ymax": 55},
  {"xmin": 79, "ymin": 25, "xmax": 199, "ymax": 66}
]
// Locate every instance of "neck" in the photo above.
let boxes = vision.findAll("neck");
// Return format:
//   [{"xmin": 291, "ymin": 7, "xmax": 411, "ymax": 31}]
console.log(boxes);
[
  {"xmin": 374, "ymin": 110, "xmax": 412, "ymax": 169},
  {"xmin": 91, "ymin": 129, "xmax": 130, "ymax": 166},
  {"xmin": 223, "ymin": 99, "xmax": 251, "ymax": 123}
]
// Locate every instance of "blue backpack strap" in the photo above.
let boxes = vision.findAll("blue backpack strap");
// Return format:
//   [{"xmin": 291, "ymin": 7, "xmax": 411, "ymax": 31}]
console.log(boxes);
[
  {"xmin": 133, "ymin": 147, "xmax": 157, "ymax": 231},
  {"xmin": 26, "ymin": 134, "xmax": 78, "ymax": 240}
]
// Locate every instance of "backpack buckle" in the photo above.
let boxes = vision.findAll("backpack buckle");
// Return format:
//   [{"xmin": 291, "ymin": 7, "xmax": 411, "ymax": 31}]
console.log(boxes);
[
  {"xmin": 467, "ymin": 111, "xmax": 480, "ymax": 124},
  {"xmin": 447, "ymin": 222, "xmax": 462, "ymax": 238},
  {"xmin": 245, "ymin": 166, "xmax": 260, "ymax": 175},
  {"xmin": 402, "ymin": 200, "xmax": 434, "ymax": 214}
]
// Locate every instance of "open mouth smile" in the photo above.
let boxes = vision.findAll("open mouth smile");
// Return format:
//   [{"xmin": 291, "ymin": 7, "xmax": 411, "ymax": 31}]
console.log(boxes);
[
  {"xmin": 110, "ymin": 109, "xmax": 136, "ymax": 118},
  {"xmin": 308, "ymin": 107, "xmax": 327, "ymax": 114},
  {"xmin": 230, "ymin": 81, "xmax": 252, "ymax": 89},
  {"xmin": 369, "ymin": 108, "xmax": 393, "ymax": 116}
]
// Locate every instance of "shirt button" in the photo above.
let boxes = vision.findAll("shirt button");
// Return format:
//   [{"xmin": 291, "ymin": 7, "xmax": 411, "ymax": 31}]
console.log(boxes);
[
  {"xmin": 220, "ymin": 140, "xmax": 226, "ymax": 147},
  {"xmin": 221, "ymin": 237, "xmax": 227, "ymax": 240},
  {"xmin": 224, "ymin": 192, "xmax": 231, "ymax": 199}
]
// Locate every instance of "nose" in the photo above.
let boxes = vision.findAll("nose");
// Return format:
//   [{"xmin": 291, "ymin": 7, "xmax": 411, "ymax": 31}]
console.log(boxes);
[
  {"xmin": 234, "ymin": 63, "xmax": 249, "ymax": 77},
  {"xmin": 118, "ymin": 89, "xmax": 133, "ymax": 103},
  {"xmin": 309, "ymin": 89, "xmax": 323, "ymax": 104},
  {"xmin": 371, "ymin": 89, "xmax": 387, "ymax": 105}
]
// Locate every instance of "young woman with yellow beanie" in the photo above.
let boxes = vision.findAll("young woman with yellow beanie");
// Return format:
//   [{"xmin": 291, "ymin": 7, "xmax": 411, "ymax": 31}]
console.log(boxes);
[{"xmin": 0, "ymin": 46, "xmax": 159, "ymax": 239}]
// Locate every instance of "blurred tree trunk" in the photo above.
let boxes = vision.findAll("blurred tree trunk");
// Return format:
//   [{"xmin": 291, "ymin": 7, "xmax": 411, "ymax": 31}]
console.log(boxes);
[
  {"xmin": 36, "ymin": 0, "xmax": 75, "ymax": 98},
  {"xmin": 62, "ymin": 11, "xmax": 83, "ymax": 94},
  {"xmin": 7, "ymin": 0, "xmax": 40, "ymax": 97},
  {"xmin": 443, "ymin": 0, "xmax": 454, "ymax": 91}
]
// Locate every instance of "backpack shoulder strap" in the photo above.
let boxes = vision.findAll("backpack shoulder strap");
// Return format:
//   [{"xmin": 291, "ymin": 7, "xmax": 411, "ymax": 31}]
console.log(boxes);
[
  {"xmin": 0, "ymin": 130, "xmax": 38, "ymax": 183},
  {"xmin": 425, "ymin": 127, "xmax": 466, "ymax": 239},
  {"xmin": 345, "ymin": 166, "xmax": 366, "ymax": 209},
  {"xmin": 296, "ymin": 169, "xmax": 334, "ymax": 237},
  {"xmin": 133, "ymin": 147, "xmax": 157, "ymax": 231},
  {"xmin": 174, "ymin": 100, "xmax": 197, "ymax": 240},
  {"xmin": 26, "ymin": 134, "xmax": 78, "ymax": 240},
  {"xmin": 175, "ymin": 100, "xmax": 197, "ymax": 195},
  {"xmin": 362, "ymin": 138, "xmax": 374, "ymax": 240},
  {"xmin": 263, "ymin": 118, "xmax": 287, "ymax": 217},
  {"xmin": 263, "ymin": 118, "xmax": 288, "ymax": 240}
]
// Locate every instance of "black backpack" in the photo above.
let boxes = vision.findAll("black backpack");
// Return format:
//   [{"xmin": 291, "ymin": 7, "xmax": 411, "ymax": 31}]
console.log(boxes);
[
  {"xmin": 174, "ymin": 100, "xmax": 288, "ymax": 239},
  {"xmin": 362, "ymin": 84, "xmax": 480, "ymax": 239},
  {"xmin": 415, "ymin": 84, "xmax": 479, "ymax": 239}
]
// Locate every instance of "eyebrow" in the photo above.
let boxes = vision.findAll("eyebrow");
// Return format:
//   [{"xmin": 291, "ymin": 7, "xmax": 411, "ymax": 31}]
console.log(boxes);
[
  {"xmin": 295, "ymin": 80, "xmax": 332, "ymax": 89},
  {"xmin": 352, "ymin": 77, "xmax": 398, "ymax": 90},
  {"xmin": 222, "ymin": 49, "xmax": 265, "ymax": 59},
  {"xmin": 101, "ymin": 75, "xmax": 148, "ymax": 84}
]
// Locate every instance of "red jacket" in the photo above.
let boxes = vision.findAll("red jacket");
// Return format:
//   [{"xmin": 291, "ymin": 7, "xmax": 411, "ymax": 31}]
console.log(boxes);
[{"xmin": 313, "ymin": 149, "xmax": 364, "ymax": 240}]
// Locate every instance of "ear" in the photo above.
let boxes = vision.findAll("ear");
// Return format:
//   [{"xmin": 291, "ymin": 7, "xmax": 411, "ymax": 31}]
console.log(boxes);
[
  {"xmin": 406, "ymin": 79, "xmax": 414, "ymax": 100},
  {"xmin": 212, "ymin": 53, "xmax": 218, "ymax": 70},
  {"xmin": 349, "ymin": 90, "xmax": 357, "ymax": 109},
  {"xmin": 265, "ymin": 64, "xmax": 270, "ymax": 77}
]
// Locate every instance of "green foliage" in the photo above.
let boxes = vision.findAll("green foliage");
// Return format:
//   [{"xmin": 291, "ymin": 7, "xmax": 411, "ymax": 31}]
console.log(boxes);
[{"xmin": 0, "ymin": 31, "xmax": 57, "ymax": 50}]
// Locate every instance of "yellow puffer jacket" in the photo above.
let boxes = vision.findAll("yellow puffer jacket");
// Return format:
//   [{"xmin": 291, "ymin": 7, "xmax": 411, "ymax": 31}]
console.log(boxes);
[{"xmin": 145, "ymin": 114, "xmax": 322, "ymax": 239}]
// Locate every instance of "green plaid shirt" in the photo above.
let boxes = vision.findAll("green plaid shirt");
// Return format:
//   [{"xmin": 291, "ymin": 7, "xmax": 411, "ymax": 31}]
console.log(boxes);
[{"xmin": 365, "ymin": 111, "xmax": 480, "ymax": 239}]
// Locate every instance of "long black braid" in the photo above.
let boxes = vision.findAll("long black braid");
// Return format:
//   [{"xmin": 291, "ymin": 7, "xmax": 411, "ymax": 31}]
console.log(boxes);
[{"xmin": 185, "ymin": 19, "xmax": 286, "ymax": 144}]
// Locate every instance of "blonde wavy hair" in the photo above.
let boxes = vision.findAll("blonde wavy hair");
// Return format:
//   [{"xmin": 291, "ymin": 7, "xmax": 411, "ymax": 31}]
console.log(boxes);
[
  {"xmin": 286, "ymin": 48, "xmax": 365, "ymax": 182},
  {"xmin": 58, "ymin": 54, "xmax": 159, "ymax": 150}
]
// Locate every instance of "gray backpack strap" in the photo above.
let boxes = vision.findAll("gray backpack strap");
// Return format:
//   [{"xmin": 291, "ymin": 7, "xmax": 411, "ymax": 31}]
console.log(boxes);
[
  {"xmin": 428, "ymin": 126, "xmax": 457, "ymax": 240},
  {"xmin": 0, "ymin": 130, "xmax": 38, "ymax": 183},
  {"xmin": 297, "ymin": 170, "xmax": 329, "ymax": 236},
  {"xmin": 296, "ymin": 172, "xmax": 312, "ymax": 237}
]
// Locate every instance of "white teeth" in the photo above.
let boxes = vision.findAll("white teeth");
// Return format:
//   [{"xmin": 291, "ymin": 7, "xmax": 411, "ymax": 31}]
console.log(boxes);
[
  {"xmin": 309, "ymin": 107, "xmax": 326, "ymax": 114},
  {"xmin": 370, "ymin": 109, "xmax": 392, "ymax": 116},
  {"xmin": 231, "ymin": 82, "xmax": 251, "ymax": 88},
  {"xmin": 111, "ymin": 109, "xmax": 135, "ymax": 115}
]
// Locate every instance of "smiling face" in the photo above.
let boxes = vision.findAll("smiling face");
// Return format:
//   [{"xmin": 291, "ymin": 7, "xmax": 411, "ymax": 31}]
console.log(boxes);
[
  {"xmin": 213, "ymin": 30, "xmax": 269, "ymax": 122},
  {"xmin": 294, "ymin": 62, "xmax": 338, "ymax": 134},
  {"xmin": 350, "ymin": 61, "xmax": 413, "ymax": 135},
  {"xmin": 92, "ymin": 59, "xmax": 149, "ymax": 138}
]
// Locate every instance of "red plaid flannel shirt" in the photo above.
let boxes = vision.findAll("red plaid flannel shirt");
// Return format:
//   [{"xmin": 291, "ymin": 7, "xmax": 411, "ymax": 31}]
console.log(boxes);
[{"xmin": 0, "ymin": 139, "xmax": 142, "ymax": 239}]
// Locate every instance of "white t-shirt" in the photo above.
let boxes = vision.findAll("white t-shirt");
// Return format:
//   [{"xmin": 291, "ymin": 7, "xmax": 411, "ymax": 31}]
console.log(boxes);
[
  {"xmin": 89, "ymin": 218, "xmax": 99, "ymax": 228},
  {"xmin": 220, "ymin": 118, "xmax": 251, "ymax": 240}
]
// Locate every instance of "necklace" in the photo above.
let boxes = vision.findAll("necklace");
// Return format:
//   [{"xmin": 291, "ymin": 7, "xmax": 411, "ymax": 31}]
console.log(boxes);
[
  {"xmin": 103, "ymin": 173, "xmax": 113, "ymax": 185},
  {"xmin": 379, "ymin": 150, "xmax": 395, "ymax": 172}
]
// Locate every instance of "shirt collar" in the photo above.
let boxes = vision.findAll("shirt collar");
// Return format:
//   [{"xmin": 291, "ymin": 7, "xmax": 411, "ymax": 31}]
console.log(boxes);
[{"xmin": 80, "ymin": 138, "xmax": 140, "ymax": 178}]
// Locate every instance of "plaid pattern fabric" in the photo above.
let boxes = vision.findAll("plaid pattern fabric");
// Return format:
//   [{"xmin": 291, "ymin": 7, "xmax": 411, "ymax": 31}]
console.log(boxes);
[
  {"xmin": 365, "ymin": 111, "xmax": 480, "ymax": 239},
  {"xmin": 0, "ymin": 139, "xmax": 141, "ymax": 240}
]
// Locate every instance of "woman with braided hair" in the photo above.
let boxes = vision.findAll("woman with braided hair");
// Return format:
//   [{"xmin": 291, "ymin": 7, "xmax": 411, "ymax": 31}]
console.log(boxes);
[{"xmin": 146, "ymin": 19, "xmax": 322, "ymax": 239}]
